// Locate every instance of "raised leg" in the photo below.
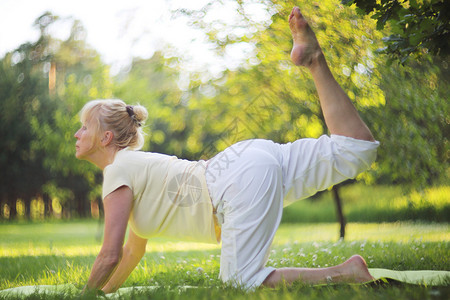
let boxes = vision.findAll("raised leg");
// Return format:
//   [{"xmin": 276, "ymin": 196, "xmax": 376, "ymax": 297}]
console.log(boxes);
[
  {"xmin": 260, "ymin": 7, "xmax": 377, "ymax": 288},
  {"xmin": 289, "ymin": 7, "xmax": 375, "ymax": 142}
]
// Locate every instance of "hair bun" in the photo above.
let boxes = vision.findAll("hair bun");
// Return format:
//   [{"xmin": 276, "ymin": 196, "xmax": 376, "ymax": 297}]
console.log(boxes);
[{"xmin": 132, "ymin": 104, "xmax": 148, "ymax": 124}]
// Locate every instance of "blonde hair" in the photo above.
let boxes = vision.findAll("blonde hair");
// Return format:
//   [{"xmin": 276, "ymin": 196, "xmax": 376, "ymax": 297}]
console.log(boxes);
[{"xmin": 80, "ymin": 99, "xmax": 148, "ymax": 150}]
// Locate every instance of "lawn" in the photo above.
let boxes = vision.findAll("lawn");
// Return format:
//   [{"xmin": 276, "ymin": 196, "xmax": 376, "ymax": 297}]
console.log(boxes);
[
  {"xmin": 282, "ymin": 184, "xmax": 450, "ymax": 223},
  {"xmin": 0, "ymin": 220, "xmax": 449, "ymax": 299}
]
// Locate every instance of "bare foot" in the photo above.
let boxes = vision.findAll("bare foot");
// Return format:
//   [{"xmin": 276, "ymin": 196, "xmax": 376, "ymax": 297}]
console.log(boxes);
[
  {"xmin": 341, "ymin": 255, "xmax": 374, "ymax": 283},
  {"xmin": 289, "ymin": 7, "xmax": 323, "ymax": 68}
]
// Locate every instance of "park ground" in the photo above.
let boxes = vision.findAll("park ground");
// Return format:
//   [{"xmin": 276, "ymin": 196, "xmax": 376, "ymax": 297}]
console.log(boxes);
[{"xmin": 0, "ymin": 184, "xmax": 449, "ymax": 299}]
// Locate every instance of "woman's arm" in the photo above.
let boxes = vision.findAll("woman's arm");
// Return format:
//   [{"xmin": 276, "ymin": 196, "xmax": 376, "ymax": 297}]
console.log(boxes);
[
  {"xmin": 101, "ymin": 229, "xmax": 148, "ymax": 293},
  {"xmin": 84, "ymin": 185, "xmax": 133, "ymax": 291}
]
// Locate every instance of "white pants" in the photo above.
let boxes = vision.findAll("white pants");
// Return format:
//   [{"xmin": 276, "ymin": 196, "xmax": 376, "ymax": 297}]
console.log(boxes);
[{"xmin": 205, "ymin": 135, "xmax": 379, "ymax": 289}]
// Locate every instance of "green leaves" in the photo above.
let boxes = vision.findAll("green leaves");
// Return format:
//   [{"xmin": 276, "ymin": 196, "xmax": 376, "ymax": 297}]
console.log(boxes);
[
  {"xmin": 179, "ymin": 0, "xmax": 448, "ymax": 189},
  {"xmin": 1, "ymin": 1, "xmax": 448, "ymax": 220},
  {"xmin": 343, "ymin": 0, "xmax": 450, "ymax": 63}
]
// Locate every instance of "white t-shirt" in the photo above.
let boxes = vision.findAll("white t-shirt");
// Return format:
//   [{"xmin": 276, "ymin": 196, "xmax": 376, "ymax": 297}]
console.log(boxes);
[{"xmin": 102, "ymin": 149, "xmax": 220, "ymax": 244}]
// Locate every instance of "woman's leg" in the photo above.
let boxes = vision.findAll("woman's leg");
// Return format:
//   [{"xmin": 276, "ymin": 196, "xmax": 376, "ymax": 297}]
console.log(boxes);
[
  {"xmin": 263, "ymin": 255, "xmax": 373, "ymax": 287},
  {"xmin": 261, "ymin": 7, "xmax": 376, "ymax": 288},
  {"xmin": 289, "ymin": 7, "xmax": 375, "ymax": 142},
  {"xmin": 207, "ymin": 141, "xmax": 285, "ymax": 289}
]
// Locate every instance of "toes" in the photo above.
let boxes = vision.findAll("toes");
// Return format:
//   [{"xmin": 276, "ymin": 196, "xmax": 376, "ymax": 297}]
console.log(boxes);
[
  {"xmin": 290, "ymin": 6, "xmax": 309, "ymax": 31},
  {"xmin": 290, "ymin": 7, "xmax": 301, "ymax": 22},
  {"xmin": 293, "ymin": 7, "xmax": 302, "ymax": 19}
]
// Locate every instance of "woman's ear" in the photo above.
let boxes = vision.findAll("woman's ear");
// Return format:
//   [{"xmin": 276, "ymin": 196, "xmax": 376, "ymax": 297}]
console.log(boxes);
[{"xmin": 101, "ymin": 131, "xmax": 114, "ymax": 146}]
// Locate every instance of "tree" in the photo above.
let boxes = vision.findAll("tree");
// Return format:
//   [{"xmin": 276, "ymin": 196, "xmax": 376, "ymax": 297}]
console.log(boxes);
[
  {"xmin": 29, "ymin": 13, "xmax": 114, "ymax": 218},
  {"xmin": 174, "ymin": 0, "xmax": 448, "ymax": 237},
  {"xmin": 174, "ymin": 0, "xmax": 387, "ymax": 238},
  {"xmin": 0, "ymin": 12, "xmax": 114, "ymax": 219},
  {"xmin": 113, "ymin": 52, "xmax": 191, "ymax": 157},
  {"xmin": 0, "ymin": 25, "xmax": 57, "ymax": 219},
  {"xmin": 342, "ymin": 0, "xmax": 450, "ymax": 63},
  {"xmin": 0, "ymin": 14, "xmax": 52, "ymax": 219},
  {"xmin": 361, "ymin": 57, "xmax": 449, "ymax": 188}
]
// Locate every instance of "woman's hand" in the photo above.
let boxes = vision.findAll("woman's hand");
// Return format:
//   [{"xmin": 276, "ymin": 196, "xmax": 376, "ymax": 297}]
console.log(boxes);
[
  {"xmin": 85, "ymin": 185, "xmax": 134, "ymax": 290},
  {"xmin": 101, "ymin": 229, "xmax": 148, "ymax": 293}
]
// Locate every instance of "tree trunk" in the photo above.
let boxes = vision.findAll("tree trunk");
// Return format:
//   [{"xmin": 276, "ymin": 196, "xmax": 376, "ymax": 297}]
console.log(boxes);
[
  {"xmin": 8, "ymin": 198, "xmax": 17, "ymax": 220},
  {"xmin": 76, "ymin": 196, "xmax": 83, "ymax": 218},
  {"xmin": 332, "ymin": 185, "xmax": 346, "ymax": 239},
  {"xmin": 25, "ymin": 197, "xmax": 31, "ymax": 219},
  {"xmin": 44, "ymin": 194, "xmax": 53, "ymax": 217}
]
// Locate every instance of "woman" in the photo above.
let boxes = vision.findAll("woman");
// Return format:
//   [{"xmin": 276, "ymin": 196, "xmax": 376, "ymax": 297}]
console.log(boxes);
[{"xmin": 76, "ymin": 7, "xmax": 379, "ymax": 293}]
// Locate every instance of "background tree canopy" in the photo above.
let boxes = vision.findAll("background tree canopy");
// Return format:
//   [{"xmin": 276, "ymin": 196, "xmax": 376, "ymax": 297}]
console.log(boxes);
[
  {"xmin": 178, "ymin": 0, "xmax": 448, "ymax": 187},
  {"xmin": 0, "ymin": 0, "xmax": 448, "ymax": 221},
  {"xmin": 342, "ymin": 0, "xmax": 450, "ymax": 63}
]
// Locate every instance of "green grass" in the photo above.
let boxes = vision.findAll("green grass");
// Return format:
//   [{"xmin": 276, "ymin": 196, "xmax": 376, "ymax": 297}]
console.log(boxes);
[
  {"xmin": 0, "ymin": 220, "xmax": 449, "ymax": 299},
  {"xmin": 282, "ymin": 184, "xmax": 450, "ymax": 223}
]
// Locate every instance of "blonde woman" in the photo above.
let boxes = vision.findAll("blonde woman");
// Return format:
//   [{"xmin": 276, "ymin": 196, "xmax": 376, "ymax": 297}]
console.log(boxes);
[{"xmin": 76, "ymin": 7, "xmax": 378, "ymax": 293}]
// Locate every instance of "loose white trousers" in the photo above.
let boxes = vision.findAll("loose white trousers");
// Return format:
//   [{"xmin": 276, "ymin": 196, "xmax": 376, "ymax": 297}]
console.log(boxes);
[{"xmin": 205, "ymin": 135, "xmax": 379, "ymax": 289}]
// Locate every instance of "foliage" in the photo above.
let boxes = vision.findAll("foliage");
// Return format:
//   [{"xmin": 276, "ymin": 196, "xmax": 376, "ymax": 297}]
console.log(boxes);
[
  {"xmin": 180, "ymin": 0, "xmax": 386, "ymax": 155},
  {"xmin": 0, "ymin": 12, "xmax": 112, "ymax": 218},
  {"xmin": 178, "ymin": 0, "xmax": 448, "ymax": 188},
  {"xmin": 113, "ymin": 53, "xmax": 190, "ymax": 157},
  {"xmin": 342, "ymin": 0, "xmax": 450, "ymax": 63},
  {"xmin": 0, "ymin": 0, "xmax": 448, "ymax": 220},
  {"xmin": 0, "ymin": 40, "xmax": 55, "ymax": 218},
  {"xmin": 362, "ymin": 57, "xmax": 449, "ymax": 188},
  {"xmin": 29, "ymin": 19, "xmax": 113, "ymax": 217}
]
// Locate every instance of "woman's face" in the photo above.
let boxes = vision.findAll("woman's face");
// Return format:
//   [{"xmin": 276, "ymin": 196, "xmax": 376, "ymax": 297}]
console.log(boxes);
[{"xmin": 74, "ymin": 121, "xmax": 99, "ymax": 160}]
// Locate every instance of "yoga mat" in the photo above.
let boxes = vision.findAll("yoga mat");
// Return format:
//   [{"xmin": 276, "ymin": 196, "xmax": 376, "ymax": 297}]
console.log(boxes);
[
  {"xmin": 0, "ymin": 269, "xmax": 448, "ymax": 298},
  {"xmin": 0, "ymin": 284, "xmax": 197, "ymax": 298},
  {"xmin": 0, "ymin": 284, "xmax": 79, "ymax": 298},
  {"xmin": 368, "ymin": 268, "xmax": 450, "ymax": 286}
]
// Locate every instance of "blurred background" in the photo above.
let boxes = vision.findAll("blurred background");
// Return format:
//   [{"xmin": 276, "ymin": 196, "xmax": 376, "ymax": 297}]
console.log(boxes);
[{"xmin": 0, "ymin": 0, "xmax": 448, "ymax": 232}]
